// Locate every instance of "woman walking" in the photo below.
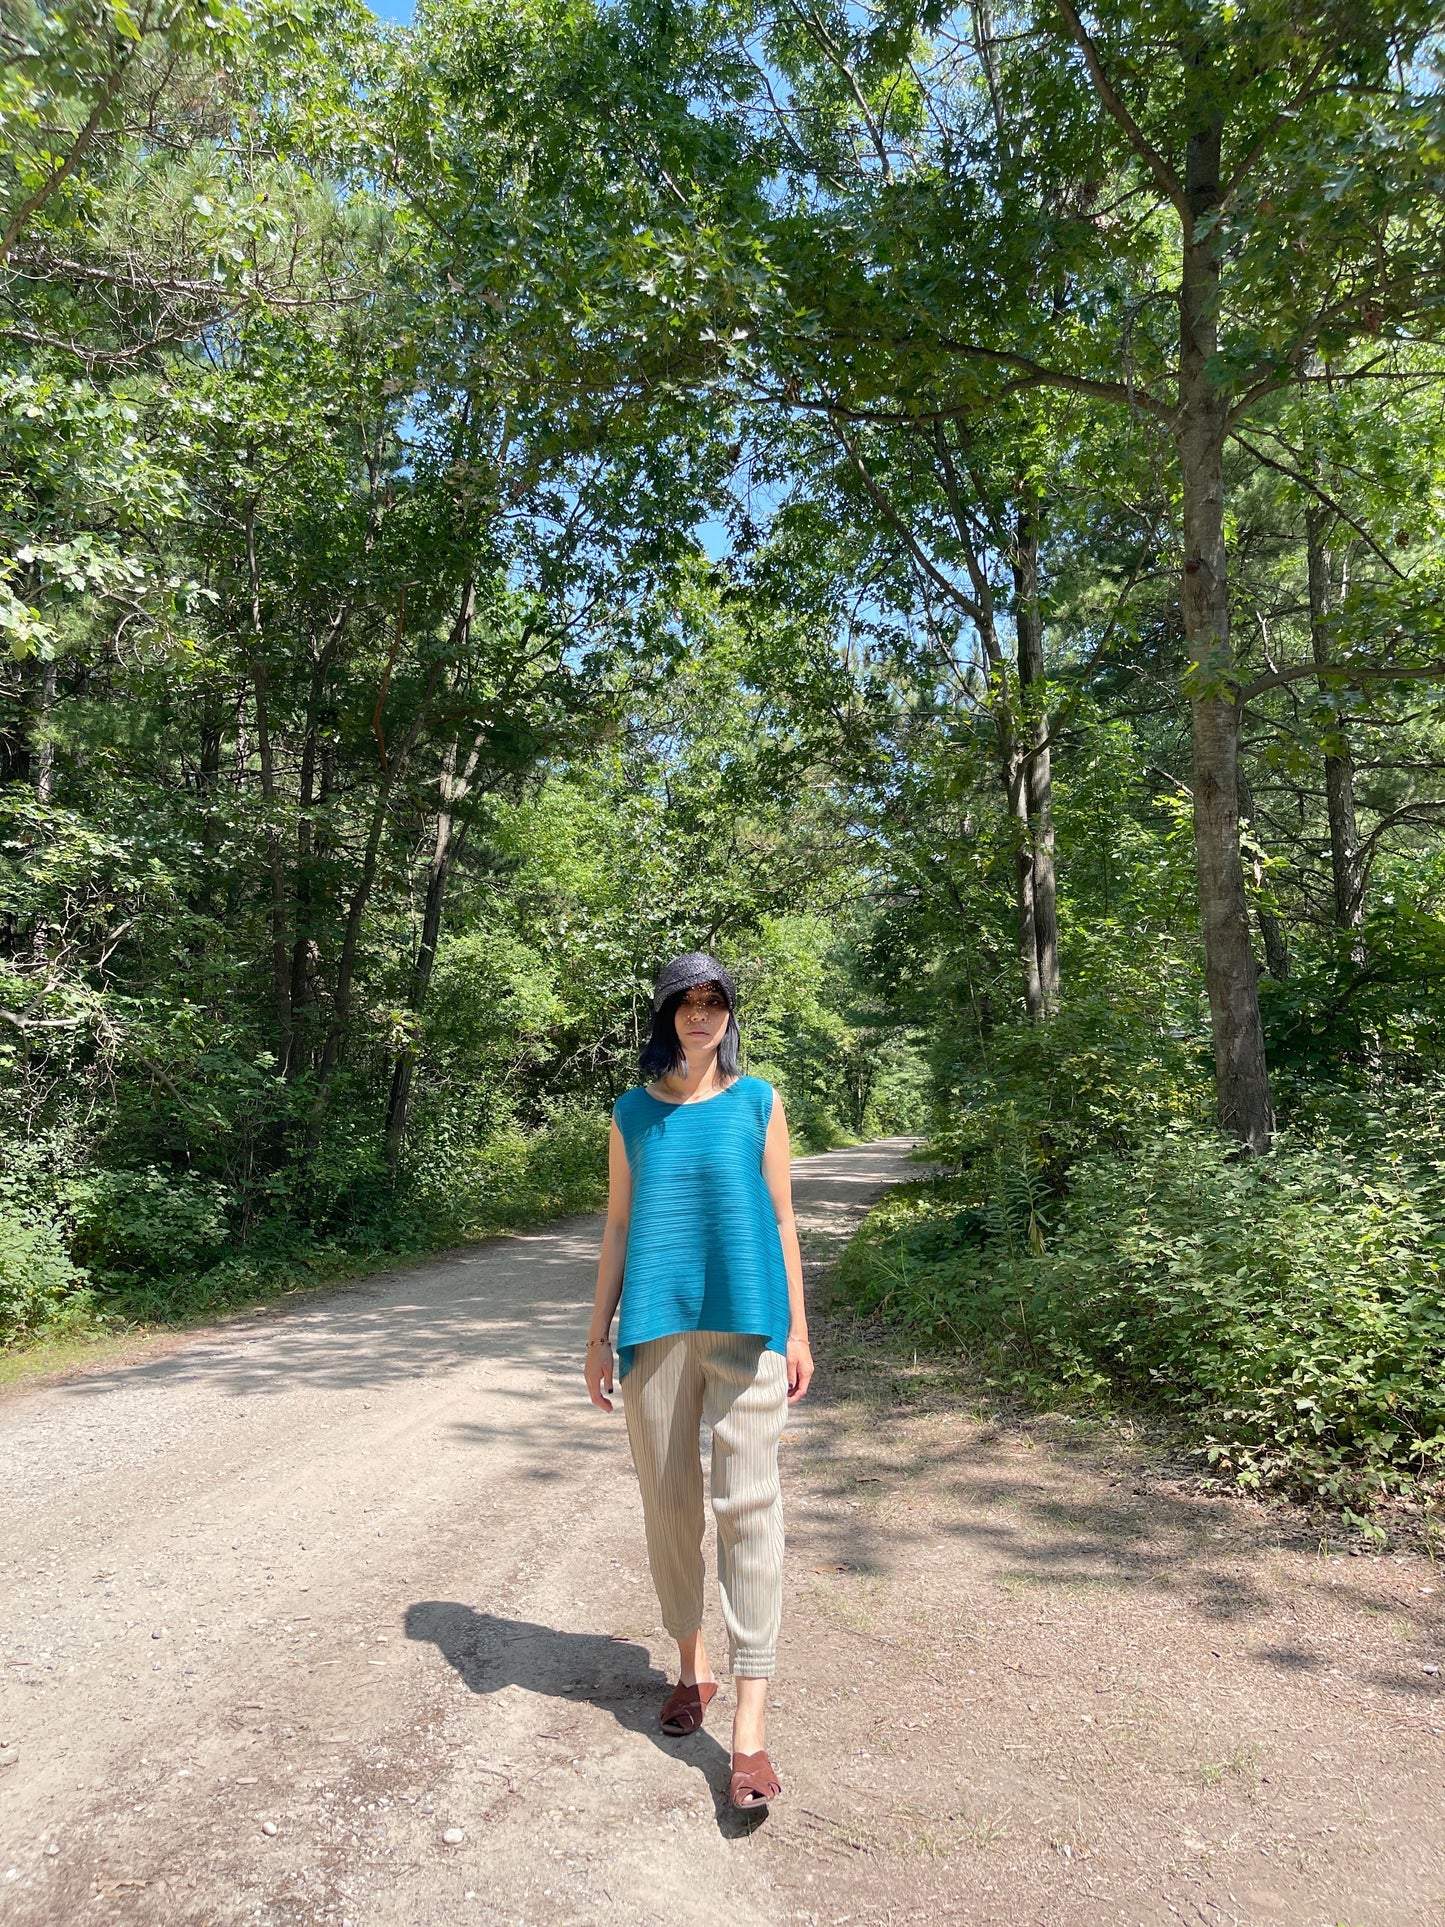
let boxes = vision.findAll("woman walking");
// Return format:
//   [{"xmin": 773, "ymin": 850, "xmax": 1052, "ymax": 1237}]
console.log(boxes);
[{"xmin": 584, "ymin": 951, "xmax": 812, "ymax": 1812}]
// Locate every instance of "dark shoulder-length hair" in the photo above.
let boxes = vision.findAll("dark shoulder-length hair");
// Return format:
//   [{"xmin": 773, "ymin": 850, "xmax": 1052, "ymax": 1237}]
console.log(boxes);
[{"xmin": 639, "ymin": 986, "xmax": 741, "ymax": 1083}]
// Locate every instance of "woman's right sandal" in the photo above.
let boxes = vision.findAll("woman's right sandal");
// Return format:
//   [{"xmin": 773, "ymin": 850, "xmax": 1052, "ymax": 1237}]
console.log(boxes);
[
  {"xmin": 659, "ymin": 1679, "xmax": 718, "ymax": 1736},
  {"xmin": 729, "ymin": 1750, "xmax": 781, "ymax": 1810}
]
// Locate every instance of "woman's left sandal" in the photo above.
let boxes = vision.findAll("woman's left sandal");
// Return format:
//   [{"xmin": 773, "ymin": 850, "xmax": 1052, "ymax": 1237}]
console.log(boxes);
[
  {"xmin": 659, "ymin": 1680, "xmax": 718, "ymax": 1736},
  {"xmin": 729, "ymin": 1750, "xmax": 782, "ymax": 1810}
]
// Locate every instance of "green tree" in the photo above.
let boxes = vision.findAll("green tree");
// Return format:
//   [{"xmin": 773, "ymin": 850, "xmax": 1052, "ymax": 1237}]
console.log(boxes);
[{"xmin": 736, "ymin": 0, "xmax": 1445, "ymax": 1145}]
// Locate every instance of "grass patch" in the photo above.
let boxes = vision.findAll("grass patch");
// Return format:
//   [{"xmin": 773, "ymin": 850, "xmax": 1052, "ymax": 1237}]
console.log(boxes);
[{"xmin": 0, "ymin": 1322, "xmax": 143, "ymax": 1392}]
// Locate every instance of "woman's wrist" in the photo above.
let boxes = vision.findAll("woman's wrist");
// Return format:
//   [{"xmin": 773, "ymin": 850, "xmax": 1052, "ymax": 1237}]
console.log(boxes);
[
  {"xmin": 587, "ymin": 1335, "xmax": 612, "ymax": 1349},
  {"xmin": 790, "ymin": 1330, "xmax": 811, "ymax": 1347}
]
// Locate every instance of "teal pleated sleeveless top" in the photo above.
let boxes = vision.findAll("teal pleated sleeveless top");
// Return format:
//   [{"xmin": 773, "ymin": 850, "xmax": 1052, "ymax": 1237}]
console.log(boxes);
[{"xmin": 612, "ymin": 1074, "xmax": 789, "ymax": 1378}]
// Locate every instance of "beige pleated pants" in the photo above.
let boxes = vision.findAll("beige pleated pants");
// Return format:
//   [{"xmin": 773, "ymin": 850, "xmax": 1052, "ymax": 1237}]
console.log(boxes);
[{"xmin": 621, "ymin": 1330, "xmax": 788, "ymax": 1678}]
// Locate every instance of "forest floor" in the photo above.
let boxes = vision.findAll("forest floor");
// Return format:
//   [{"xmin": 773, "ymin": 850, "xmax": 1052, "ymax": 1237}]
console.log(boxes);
[{"xmin": 2, "ymin": 1138, "xmax": 1444, "ymax": 1927}]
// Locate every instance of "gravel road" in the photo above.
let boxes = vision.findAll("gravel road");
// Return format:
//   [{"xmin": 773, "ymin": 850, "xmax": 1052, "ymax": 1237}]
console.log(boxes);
[{"xmin": 3, "ymin": 1135, "xmax": 1445, "ymax": 1927}]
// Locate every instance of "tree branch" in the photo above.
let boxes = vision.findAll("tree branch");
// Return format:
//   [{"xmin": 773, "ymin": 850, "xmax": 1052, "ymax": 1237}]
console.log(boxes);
[
  {"xmin": 790, "ymin": 335, "xmax": 1172, "ymax": 419},
  {"xmin": 831, "ymin": 416, "xmax": 988, "ymax": 629},
  {"xmin": 1240, "ymin": 661, "xmax": 1445, "ymax": 703},
  {"xmin": 0, "ymin": 58, "xmax": 132, "ymax": 263},
  {"xmin": 1358, "ymin": 797, "xmax": 1445, "ymax": 858},
  {"xmin": 1223, "ymin": 299, "xmax": 1343, "ymax": 428},
  {"xmin": 1218, "ymin": 56, "xmax": 1335, "ymax": 210},
  {"xmin": 928, "ymin": 423, "xmax": 998, "ymax": 620},
  {"xmin": 1229, "ymin": 431, "xmax": 1407, "ymax": 579},
  {"xmin": 1051, "ymin": 0, "xmax": 1190, "ymax": 226},
  {"xmin": 932, "ymin": 336, "xmax": 1173, "ymax": 417},
  {"xmin": 783, "ymin": 0, "xmax": 893, "ymax": 180},
  {"xmin": 0, "ymin": 321, "xmax": 198, "ymax": 366}
]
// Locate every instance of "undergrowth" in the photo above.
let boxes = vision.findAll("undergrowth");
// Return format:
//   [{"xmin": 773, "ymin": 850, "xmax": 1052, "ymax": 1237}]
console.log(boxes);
[
  {"xmin": 1, "ymin": 1103, "xmax": 610, "ymax": 1348},
  {"xmin": 840, "ymin": 940, "xmax": 1445, "ymax": 1515},
  {"xmin": 840, "ymin": 1093, "xmax": 1445, "ymax": 1512}
]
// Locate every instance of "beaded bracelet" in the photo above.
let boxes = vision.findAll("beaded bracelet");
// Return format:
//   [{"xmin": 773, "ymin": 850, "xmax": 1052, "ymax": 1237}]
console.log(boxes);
[{"xmin": 586, "ymin": 1337, "xmax": 612, "ymax": 1350}]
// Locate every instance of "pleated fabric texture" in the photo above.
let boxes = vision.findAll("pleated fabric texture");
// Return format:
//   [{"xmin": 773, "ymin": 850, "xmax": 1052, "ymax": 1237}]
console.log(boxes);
[
  {"xmin": 622, "ymin": 1329, "xmax": 789, "ymax": 1676},
  {"xmin": 612, "ymin": 1075, "xmax": 789, "ymax": 1381}
]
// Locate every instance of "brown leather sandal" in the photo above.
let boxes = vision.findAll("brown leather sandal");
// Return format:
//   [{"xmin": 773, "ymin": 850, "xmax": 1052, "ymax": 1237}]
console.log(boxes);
[
  {"xmin": 729, "ymin": 1749, "xmax": 781, "ymax": 1809},
  {"xmin": 659, "ymin": 1679, "xmax": 718, "ymax": 1736}
]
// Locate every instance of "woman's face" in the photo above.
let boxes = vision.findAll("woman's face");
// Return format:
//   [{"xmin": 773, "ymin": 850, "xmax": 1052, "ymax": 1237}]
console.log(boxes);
[{"xmin": 674, "ymin": 983, "xmax": 730, "ymax": 1057}]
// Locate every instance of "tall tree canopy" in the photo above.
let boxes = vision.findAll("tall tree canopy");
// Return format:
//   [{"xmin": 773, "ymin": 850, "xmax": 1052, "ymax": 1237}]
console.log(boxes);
[{"xmin": 725, "ymin": 0, "xmax": 1445, "ymax": 1147}]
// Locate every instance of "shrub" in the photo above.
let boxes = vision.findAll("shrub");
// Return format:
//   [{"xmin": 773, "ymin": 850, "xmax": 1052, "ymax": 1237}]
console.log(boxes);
[
  {"xmin": 1044, "ymin": 1128, "xmax": 1445, "ymax": 1501},
  {"xmin": 422, "ymin": 1101, "xmax": 612, "ymax": 1235},
  {"xmin": 65, "ymin": 1166, "xmax": 232, "ymax": 1289},
  {"xmin": 0, "ymin": 1206, "xmax": 92, "ymax": 1343},
  {"xmin": 839, "ymin": 1111, "xmax": 1445, "ymax": 1505},
  {"xmin": 928, "ymin": 940, "xmax": 1210, "ymax": 1183}
]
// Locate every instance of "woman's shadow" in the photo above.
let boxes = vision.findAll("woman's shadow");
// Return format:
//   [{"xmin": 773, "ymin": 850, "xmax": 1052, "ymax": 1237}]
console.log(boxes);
[{"xmin": 404, "ymin": 1602, "xmax": 765, "ymax": 1833}]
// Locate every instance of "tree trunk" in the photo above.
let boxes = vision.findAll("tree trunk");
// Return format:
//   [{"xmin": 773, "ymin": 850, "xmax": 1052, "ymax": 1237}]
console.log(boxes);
[
  {"xmin": 33, "ymin": 658, "xmax": 57, "ymax": 802},
  {"xmin": 252, "ymin": 659, "xmax": 293, "ymax": 1062},
  {"xmin": 1236, "ymin": 770, "xmax": 1288, "ymax": 982},
  {"xmin": 1178, "ymin": 117, "xmax": 1273, "ymax": 1151},
  {"xmin": 198, "ymin": 710, "xmax": 222, "ymax": 794},
  {"xmin": 914, "ymin": 420, "xmax": 1046, "ymax": 1021},
  {"xmin": 232, "ymin": 679, "xmax": 250, "ymax": 790},
  {"xmin": 284, "ymin": 675, "xmax": 320, "ymax": 1078},
  {"xmin": 384, "ymin": 743, "xmax": 467, "ymax": 1168},
  {"xmin": 1306, "ymin": 506, "xmax": 1364, "ymax": 947},
  {"xmin": 985, "ymin": 615, "xmax": 1041, "ymax": 1023},
  {"xmin": 310, "ymin": 652, "xmax": 449, "ymax": 1122},
  {"xmin": 972, "ymin": 0, "xmax": 1007, "ymax": 149},
  {"xmin": 285, "ymin": 612, "xmax": 352, "ymax": 1078},
  {"xmin": 1013, "ymin": 491, "xmax": 1058, "ymax": 1008},
  {"xmin": 316, "ymin": 781, "xmax": 391, "ymax": 1103},
  {"xmin": 188, "ymin": 700, "xmax": 225, "ymax": 915},
  {"xmin": 380, "ymin": 591, "xmax": 483, "ymax": 1167},
  {"xmin": 246, "ymin": 505, "xmax": 292, "ymax": 1058},
  {"xmin": 1008, "ymin": 749, "xmax": 1044, "ymax": 1022},
  {"xmin": 1256, "ymin": 901, "xmax": 1289, "ymax": 984}
]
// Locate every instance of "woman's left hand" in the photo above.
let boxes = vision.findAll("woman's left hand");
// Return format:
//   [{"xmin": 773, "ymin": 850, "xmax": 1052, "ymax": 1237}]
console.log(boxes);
[{"xmin": 786, "ymin": 1333, "xmax": 814, "ymax": 1404}]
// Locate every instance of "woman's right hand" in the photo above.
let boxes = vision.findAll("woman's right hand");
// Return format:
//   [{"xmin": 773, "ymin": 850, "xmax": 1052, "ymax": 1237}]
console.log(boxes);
[{"xmin": 585, "ymin": 1339, "xmax": 615, "ymax": 1413}]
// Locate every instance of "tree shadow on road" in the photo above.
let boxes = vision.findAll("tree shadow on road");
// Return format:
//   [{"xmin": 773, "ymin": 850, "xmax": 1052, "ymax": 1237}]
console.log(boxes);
[{"xmin": 404, "ymin": 1601, "xmax": 770, "ymax": 1837}]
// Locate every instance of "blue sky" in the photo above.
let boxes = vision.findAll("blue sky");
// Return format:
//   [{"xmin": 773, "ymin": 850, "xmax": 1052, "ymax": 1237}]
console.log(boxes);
[{"xmin": 368, "ymin": 0, "xmax": 413, "ymax": 21}]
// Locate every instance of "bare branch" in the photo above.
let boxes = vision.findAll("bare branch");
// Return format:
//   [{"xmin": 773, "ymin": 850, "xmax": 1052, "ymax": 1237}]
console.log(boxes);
[{"xmin": 0, "ymin": 321, "xmax": 198, "ymax": 365}]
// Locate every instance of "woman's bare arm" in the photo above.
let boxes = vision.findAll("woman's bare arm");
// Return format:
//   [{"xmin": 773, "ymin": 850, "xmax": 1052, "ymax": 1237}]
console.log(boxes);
[
  {"xmin": 762, "ymin": 1091, "xmax": 813, "ymax": 1402},
  {"xmin": 585, "ymin": 1121, "xmax": 632, "ymax": 1412}
]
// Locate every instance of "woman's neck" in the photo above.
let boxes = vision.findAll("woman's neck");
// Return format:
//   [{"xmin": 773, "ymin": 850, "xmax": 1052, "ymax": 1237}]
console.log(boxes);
[{"xmin": 655, "ymin": 1054, "xmax": 725, "ymax": 1101}]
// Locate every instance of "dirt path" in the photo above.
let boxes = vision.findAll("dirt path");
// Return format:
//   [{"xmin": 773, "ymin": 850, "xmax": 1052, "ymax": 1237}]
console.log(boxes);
[{"xmin": 2, "ymin": 1138, "xmax": 1443, "ymax": 1927}]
